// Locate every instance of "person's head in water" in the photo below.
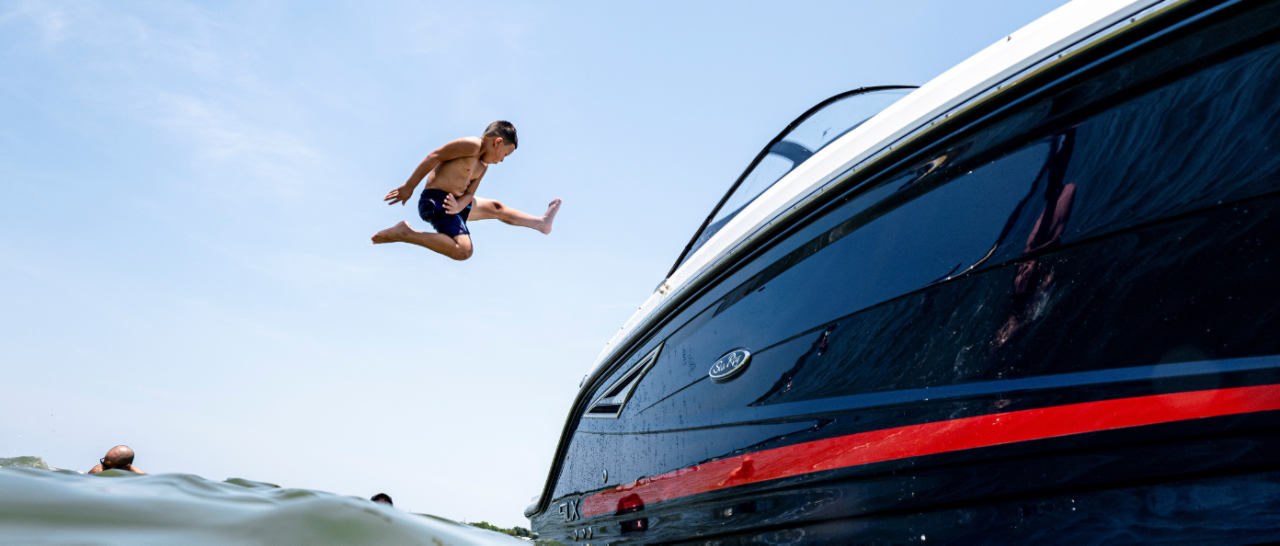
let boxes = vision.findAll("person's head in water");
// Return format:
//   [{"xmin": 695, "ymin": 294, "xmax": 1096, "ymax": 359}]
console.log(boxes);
[
  {"xmin": 371, "ymin": 493, "xmax": 393, "ymax": 505},
  {"xmin": 89, "ymin": 445, "xmax": 147, "ymax": 474},
  {"xmin": 102, "ymin": 445, "xmax": 134, "ymax": 469},
  {"xmin": 480, "ymin": 121, "xmax": 517, "ymax": 165}
]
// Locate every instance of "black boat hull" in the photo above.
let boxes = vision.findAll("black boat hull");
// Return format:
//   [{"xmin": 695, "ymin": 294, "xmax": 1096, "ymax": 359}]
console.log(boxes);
[{"xmin": 532, "ymin": 0, "xmax": 1280, "ymax": 542}]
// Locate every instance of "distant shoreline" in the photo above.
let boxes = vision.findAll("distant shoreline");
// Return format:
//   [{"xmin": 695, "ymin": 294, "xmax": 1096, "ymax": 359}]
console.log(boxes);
[{"xmin": 464, "ymin": 520, "xmax": 534, "ymax": 540}]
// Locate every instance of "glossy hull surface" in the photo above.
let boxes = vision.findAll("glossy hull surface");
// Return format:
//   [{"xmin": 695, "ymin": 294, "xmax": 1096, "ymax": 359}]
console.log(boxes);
[{"xmin": 532, "ymin": 1, "xmax": 1280, "ymax": 543}]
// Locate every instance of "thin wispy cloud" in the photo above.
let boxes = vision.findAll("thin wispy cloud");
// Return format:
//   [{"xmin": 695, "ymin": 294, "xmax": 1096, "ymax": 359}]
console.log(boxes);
[
  {"xmin": 4, "ymin": 0, "xmax": 322, "ymax": 197},
  {"xmin": 2, "ymin": 1, "xmax": 71, "ymax": 45},
  {"xmin": 154, "ymin": 92, "xmax": 320, "ymax": 195}
]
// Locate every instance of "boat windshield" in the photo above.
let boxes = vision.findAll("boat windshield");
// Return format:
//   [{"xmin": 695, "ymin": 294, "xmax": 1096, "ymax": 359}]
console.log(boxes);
[{"xmin": 670, "ymin": 86, "xmax": 915, "ymax": 276}]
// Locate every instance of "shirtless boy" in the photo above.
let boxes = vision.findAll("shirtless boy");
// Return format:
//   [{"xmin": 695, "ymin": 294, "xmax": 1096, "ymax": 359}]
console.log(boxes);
[{"xmin": 372, "ymin": 121, "xmax": 561, "ymax": 260}]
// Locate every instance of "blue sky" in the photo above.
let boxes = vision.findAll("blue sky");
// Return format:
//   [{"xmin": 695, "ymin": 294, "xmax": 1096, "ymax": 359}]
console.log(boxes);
[{"xmin": 0, "ymin": 0, "xmax": 1069, "ymax": 527}]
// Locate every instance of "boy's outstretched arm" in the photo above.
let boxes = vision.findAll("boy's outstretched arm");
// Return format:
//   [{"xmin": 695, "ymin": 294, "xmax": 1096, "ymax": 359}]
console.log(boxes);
[{"xmin": 383, "ymin": 137, "xmax": 482, "ymax": 205}]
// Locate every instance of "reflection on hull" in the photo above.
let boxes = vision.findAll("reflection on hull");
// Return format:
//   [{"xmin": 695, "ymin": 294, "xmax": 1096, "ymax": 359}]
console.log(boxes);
[
  {"xmin": 531, "ymin": 1, "xmax": 1280, "ymax": 543},
  {"xmin": 581, "ymin": 383, "xmax": 1280, "ymax": 519},
  {"xmin": 697, "ymin": 469, "xmax": 1280, "ymax": 545}
]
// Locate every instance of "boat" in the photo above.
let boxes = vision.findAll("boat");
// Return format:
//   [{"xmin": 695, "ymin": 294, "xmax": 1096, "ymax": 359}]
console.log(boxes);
[{"xmin": 527, "ymin": 0, "xmax": 1280, "ymax": 542}]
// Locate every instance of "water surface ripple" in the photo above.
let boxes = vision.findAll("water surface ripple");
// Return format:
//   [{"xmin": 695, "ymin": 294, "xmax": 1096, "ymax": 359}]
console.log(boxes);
[{"xmin": 0, "ymin": 459, "xmax": 522, "ymax": 545}]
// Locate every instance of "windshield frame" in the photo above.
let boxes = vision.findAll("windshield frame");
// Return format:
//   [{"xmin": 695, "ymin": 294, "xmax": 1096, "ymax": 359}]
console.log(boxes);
[{"xmin": 666, "ymin": 85, "xmax": 918, "ymax": 279}]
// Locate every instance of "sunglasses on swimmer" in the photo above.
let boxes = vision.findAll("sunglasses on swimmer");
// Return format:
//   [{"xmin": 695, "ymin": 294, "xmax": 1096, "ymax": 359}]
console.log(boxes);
[{"xmin": 100, "ymin": 458, "xmax": 127, "ymax": 469}]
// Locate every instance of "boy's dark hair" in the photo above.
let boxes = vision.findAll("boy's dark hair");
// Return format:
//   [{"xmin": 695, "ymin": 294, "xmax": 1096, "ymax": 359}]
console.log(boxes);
[
  {"xmin": 370, "ymin": 493, "xmax": 393, "ymax": 505},
  {"xmin": 484, "ymin": 120, "xmax": 517, "ymax": 149}
]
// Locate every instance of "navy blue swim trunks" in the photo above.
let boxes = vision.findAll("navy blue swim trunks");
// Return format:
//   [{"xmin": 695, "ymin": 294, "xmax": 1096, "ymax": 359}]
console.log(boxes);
[{"xmin": 418, "ymin": 188, "xmax": 472, "ymax": 238}]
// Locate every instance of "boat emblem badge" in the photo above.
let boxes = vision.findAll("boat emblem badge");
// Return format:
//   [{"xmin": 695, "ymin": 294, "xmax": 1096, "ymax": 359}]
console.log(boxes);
[{"xmin": 709, "ymin": 349, "xmax": 751, "ymax": 382}]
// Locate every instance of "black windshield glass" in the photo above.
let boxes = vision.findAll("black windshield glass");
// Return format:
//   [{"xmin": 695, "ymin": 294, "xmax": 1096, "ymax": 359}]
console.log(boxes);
[{"xmin": 671, "ymin": 87, "xmax": 916, "ymax": 276}]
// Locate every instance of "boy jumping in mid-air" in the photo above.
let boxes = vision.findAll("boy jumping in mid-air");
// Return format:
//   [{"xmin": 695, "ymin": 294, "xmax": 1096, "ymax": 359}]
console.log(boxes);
[{"xmin": 372, "ymin": 121, "xmax": 561, "ymax": 260}]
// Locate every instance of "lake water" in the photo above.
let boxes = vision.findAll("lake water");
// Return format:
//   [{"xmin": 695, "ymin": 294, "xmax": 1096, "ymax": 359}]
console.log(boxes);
[{"xmin": 0, "ymin": 457, "xmax": 524, "ymax": 545}]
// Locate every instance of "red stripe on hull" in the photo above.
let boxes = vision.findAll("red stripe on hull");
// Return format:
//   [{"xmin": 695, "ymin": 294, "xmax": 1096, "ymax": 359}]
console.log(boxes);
[{"xmin": 581, "ymin": 383, "xmax": 1280, "ymax": 517}]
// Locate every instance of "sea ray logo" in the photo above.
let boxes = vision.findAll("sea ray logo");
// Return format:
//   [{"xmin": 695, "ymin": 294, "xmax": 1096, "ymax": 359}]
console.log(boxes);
[{"xmin": 709, "ymin": 349, "xmax": 751, "ymax": 382}]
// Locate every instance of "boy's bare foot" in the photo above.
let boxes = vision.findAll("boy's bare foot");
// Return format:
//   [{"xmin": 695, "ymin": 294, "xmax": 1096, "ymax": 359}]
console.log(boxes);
[
  {"xmin": 537, "ymin": 198, "xmax": 562, "ymax": 235},
  {"xmin": 372, "ymin": 221, "xmax": 416, "ymax": 244}
]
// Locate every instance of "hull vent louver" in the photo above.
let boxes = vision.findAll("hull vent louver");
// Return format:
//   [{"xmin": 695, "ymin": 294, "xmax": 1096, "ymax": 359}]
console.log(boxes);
[{"xmin": 584, "ymin": 343, "xmax": 663, "ymax": 419}]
